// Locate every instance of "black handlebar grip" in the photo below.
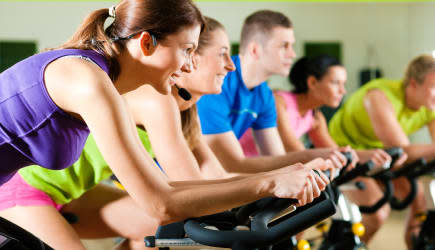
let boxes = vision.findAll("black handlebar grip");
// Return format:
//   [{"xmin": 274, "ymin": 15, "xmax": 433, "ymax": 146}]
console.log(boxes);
[
  {"xmin": 393, "ymin": 158, "xmax": 426, "ymax": 178},
  {"xmin": 384, "ymin": 147, "xmax": 404, "ymax": 165},
  {"xmin": 359, "ymin": 175, "xmax": 394, "ymax": 214},
  {"xmin": 340, "ymin": 151, "xmax": 353, "ymax": 172},
  {"xmin": 184, "ymin": 194, "xmax": 336, "ymax": 249},
  {"xmin": 332, "ymin": 161, "xmax": 374, "ymax": 187},
  {"xmin": 390, "ymin": 177, "xmax": 417, "ymax": 210}
]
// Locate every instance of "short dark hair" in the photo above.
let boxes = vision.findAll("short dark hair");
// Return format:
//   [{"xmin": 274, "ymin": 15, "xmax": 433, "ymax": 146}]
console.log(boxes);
[{"xmin": 240, "ymin": 10, "xmax": 292, "ymax": 54}]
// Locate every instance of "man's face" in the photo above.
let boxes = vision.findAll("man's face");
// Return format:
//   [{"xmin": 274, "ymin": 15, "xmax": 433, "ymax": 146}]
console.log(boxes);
[{"xmin": 259, "ymin": 27, "xmax": 296, "ymax": 77}]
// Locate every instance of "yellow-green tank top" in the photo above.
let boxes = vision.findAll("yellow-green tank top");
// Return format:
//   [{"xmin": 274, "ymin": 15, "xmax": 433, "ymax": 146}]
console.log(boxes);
[
  {"xmin": 329, "ymin": 79, "xmax": 435, "ymax": 149},
  {"xmin": 18, "ymin": 127, "xmax": 154, "ymax": 204}
]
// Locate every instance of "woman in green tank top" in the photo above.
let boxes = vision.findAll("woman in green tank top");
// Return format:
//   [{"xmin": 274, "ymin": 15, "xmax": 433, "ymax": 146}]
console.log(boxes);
[{"xmin": 329, "ymin": 54, "xmax": 435, "ymax": 249}]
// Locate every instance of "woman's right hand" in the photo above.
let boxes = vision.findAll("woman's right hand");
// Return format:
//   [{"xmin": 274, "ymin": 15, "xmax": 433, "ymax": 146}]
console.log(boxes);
[
  {"xmin": 269, "ymin": 159, "xmax": 330, "ymax": 206},
  {"xmin": 357, "ymin": 149, "xmax": 392, "ymax": 169}
]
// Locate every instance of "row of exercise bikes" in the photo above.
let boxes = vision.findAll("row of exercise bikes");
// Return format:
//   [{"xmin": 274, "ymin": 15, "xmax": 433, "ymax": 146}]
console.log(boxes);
[
  {"xmin": 0, "ymin": 147, "xmax": 434, "ymax": 250},
  {"xmin": 144, "ymin": 148, "xmax": 435, "ymax": 250}
]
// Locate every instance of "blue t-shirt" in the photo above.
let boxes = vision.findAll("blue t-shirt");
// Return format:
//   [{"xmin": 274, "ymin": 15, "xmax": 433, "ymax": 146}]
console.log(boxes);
[{"xmin": 197, "ymin": 55, "xmax": 277, "ymax": 139}]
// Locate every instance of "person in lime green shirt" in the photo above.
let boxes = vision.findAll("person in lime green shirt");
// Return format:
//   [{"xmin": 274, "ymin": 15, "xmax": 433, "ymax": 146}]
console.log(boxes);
[{"xmin": 329, "ymin": 54, "xmax": 435, "ymax": 249}]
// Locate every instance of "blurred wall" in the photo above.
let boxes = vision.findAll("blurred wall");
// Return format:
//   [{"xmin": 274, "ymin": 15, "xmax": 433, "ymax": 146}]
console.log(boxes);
[{"xmin": 1, "ymin": 1, "xmax": 434, "ymax": 141}]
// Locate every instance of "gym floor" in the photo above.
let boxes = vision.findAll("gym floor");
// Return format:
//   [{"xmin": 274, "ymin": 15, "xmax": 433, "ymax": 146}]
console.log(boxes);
[{"xmin": 82, "ymin": 177, "xmax": 434, "ymax": 250}]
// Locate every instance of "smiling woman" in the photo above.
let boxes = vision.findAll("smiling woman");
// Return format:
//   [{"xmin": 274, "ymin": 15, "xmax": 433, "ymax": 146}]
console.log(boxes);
[{"xmin": 0, "ymin": 3, "xmax": 328, "ymax": 249}]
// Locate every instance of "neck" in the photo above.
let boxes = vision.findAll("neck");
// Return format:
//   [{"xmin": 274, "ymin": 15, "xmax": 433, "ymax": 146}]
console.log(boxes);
[
  {"xmin": 113, "ymin": 49, "xmax": 151, "ymax": 95},
  {"xmin": 172, "ymin": 87, "xmax": 200, "ymax": 111},
  {"xmin": 239, "ymin": 54, "xmax": 270, "ymax": 89},
  {"xmin": 295, "ymin": 92, "xmax": 321, "ymax": 116}
]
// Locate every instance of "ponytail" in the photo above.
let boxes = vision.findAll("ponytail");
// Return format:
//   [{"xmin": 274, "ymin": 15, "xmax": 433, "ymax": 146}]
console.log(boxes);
[
  {"xmin": 58, "ymin": 8, "xmax": 120, "ymax": 81},
  {"xmin": 54, "ymin": 0, "xmax": 204, "ymax": 82},
  {"xmin": 181, "ymin": 105, "xmax": 200, "ymax": 150}
]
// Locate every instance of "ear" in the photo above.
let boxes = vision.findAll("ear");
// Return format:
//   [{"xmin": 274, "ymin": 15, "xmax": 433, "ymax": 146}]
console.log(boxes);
[
  {"xmin": 191, "ymin": 53, "xmax": 200, "ymax": 70},
  {"xmin": 246, "ymin": 42, "xmax": 260, "ymax": 60},
  {"xmin": 139, "ymin": 32, "xmax": 155, "ymax": 56},
  {"xmin": 307, "ymin": 75, "xmax": 318, "ymax": 90},
  {"xmin": 409, "ymin": 78, "xmax": 418, "ymax": 89}
]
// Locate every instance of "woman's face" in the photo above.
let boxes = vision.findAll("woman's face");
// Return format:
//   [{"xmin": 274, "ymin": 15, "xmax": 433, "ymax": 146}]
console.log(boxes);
[
  {"xmin": 145, "ymin": 24, "xmax": 201, "ymax": 95},
  {"xmin": 179, "ymin": 28, "xmax": 235, "ymax": 96},
  {"xmin": 310, "ymin": 66, "xmax": 347, "ymax": 108}
]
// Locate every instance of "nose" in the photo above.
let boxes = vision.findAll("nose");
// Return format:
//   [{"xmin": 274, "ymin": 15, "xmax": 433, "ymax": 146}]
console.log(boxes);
[
  {"xmin": 181, "ymin": 58, "xmax": 192, "ymax": 73},
  {"xmin": 287, "ymin": 47, "xmax": 296, "ymax": 59},
  {"xmin": 225, "ymin": 56, "xmax": 236, "ymax": 72},
  {"xmin": 340, "ymin": 84, "xmax": 347, "ymax": 95}
]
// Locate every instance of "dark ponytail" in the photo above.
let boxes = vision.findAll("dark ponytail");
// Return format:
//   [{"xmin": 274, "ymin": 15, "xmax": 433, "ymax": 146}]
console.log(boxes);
[
  {"xmin": 57, "ymin": 0, "xmax": 205, "ymax": 82},
  {"xmin": 289, "ymin": 55, "xmax": 342, "ymax": 93}
]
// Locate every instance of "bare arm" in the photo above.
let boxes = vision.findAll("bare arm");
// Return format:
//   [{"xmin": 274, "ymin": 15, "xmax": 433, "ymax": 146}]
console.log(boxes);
[
  {"xmin": 253, "ymin": 127, "xmax": 286, "ymax": 156},
  {"xmin": 192, "ymin": 134, "xmax": 232, "ymax": 179},
  {"xmin": 275, "ymin": 93, "xmax": 306, "ymax": 151},
  {"xmin": 364, "ymin": 89, "xmax": 435, "ymax": 162},
  {"xmin": 308, "ymin": 111, "xmax": 339, "ymax": 148},
  {"xmin": 205, "ymin": 130, "xmax": 347, "ymax": 174},
  {"xmin": 44, "ymin": 58, "xmax": 325, "ymax": 224},
  {"xmin": 125, "ymin": 85, "xmax": 203, "ymax": 181}
]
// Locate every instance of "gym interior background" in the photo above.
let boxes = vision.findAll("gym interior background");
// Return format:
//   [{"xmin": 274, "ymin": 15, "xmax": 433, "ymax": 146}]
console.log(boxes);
[{"xmin": 1, "ymin": 1, "xmax": 434, "ymax": 249}]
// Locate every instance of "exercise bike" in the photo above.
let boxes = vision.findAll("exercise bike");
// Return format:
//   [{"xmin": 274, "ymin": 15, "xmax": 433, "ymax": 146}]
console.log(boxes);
[
  {"xmin": 316, "ymin": 147, "xmax": 403, "ymax": 250},
  {"xmin": 387, "ymin": 157, "xmax": 435, "ymax": 250},
  {"xmin": 145, "ymin": 190, "xmax": 337, "ymax": 250}
]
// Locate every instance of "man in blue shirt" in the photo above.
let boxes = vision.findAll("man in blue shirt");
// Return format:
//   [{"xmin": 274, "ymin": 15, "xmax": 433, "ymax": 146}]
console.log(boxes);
[{"xmin": 197, "ymin": 10, "xmax": 350, "ymax": 174}]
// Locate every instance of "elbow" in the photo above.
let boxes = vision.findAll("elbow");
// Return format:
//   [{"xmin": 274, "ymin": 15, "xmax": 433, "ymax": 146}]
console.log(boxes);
[{"xmin": 149, "ymin": 191, "xmax": 188, "ymax": 226}]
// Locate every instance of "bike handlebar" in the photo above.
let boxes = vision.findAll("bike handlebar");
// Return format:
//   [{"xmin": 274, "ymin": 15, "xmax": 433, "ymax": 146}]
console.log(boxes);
[{"xmin": 184, "ymin": 193, "xmax": 336, "ymax": 249}]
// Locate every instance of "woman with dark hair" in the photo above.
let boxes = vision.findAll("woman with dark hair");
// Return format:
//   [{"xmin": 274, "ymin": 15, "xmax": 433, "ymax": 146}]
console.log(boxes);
[
  {"xmin": 0, "ymin": 5, "xmax": 328, "ymax": 249},
  {"xmin": 240, "ymin": 55, "xmax": 392, "ymax": 167}
]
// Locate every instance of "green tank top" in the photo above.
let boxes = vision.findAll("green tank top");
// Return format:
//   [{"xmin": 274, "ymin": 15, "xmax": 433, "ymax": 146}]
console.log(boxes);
[
  {"xmin": 329, "ymin": 79, "xmax": 435, "ymax": 149},
  {"xmin": 18, "ymin": 127, "xmax": 154, "ymax": 204}
]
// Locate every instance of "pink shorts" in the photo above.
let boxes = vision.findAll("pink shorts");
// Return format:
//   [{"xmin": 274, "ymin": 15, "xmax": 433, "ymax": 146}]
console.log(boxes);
[{"xmin": 0, "ymin": 173, "xmax": 63, "ymax": 211}]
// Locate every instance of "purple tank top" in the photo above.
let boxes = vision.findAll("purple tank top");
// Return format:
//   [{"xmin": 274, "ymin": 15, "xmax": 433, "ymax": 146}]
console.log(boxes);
[{"xmin": 0, "ymin": 49, "xmax": 109, "ymax": 185}]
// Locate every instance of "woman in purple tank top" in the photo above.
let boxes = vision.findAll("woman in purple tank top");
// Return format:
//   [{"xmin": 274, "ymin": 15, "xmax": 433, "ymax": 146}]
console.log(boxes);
[{"xmin": 0, "ymin": 1, "xmax": 331, "ymax": 249}]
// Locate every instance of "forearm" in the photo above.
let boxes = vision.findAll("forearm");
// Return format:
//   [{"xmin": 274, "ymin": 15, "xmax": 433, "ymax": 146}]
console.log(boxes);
[
  {"xmin": 223, "ymin": 150, "xmax": 320, "ymax": 174},
  {"xmin": 403, "ymin": 144, "xmax": 435, "ymax": 162},
  {"xmin": 162, "ymin": 174, "xmax": 271, "ymax": 223}
]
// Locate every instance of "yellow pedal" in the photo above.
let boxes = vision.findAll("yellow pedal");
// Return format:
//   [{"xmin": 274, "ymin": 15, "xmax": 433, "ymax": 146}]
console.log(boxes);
[
  {"xmin": 315, "ymin": 221, "xmax": 329, "ymax": 233},
  {"xmin": 296, "ymin": 239, "xmax": 310, "ymax": 250},
  {"xmin": 352, "ymin": 222, "xmax": 365, "ymax": 237},
  {"xmin": 415, "ymin": 212, "xmax": 427, "ymax": 222},
  {"xmin": 113, "ymin": 180, "xmax": 125, "ymax": 190}
]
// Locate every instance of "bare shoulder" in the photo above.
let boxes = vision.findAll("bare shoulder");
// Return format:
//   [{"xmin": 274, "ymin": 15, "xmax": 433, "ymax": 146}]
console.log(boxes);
[
  {"xmin": 273, "ymin": 92, "xmax": 286, "ymax": 109},
  {"xmin": 43, "ymin": 56, "xmax": 117, "ymax": 115},
  {"xmin": 363, "ymin": 88, "xmax": 396, "ymax": 116},
  {"xmin": 44, "ymin": 56, "xmax": 112, "ymax": 96},
  {"xmin": 126, "ymin": 85, "xmax": 178, "ymax": 117},
  {"xmin": 364, "ymin": 89, "xmax": 391, "ymax": 107}
]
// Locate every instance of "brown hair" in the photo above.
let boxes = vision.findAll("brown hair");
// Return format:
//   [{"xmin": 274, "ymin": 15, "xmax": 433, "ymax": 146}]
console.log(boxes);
[
  {"xmin": 196, "ymin": 16, "xmax": 225, "ymax": 55},
  {"xmin": 240, "ymin": 10, "xmax": 292, "ymax": 54},
  {"xmin": 58, "ymin": 0, "xmax": 204, "ymax": 81},
  {"xmin": 404, "ymin": 54, "xmax": 435, "ymax": 86},
  {"xmin": 180, "ymin": 105, "xmax": 200, "ymax": 150},
  {"xmin": 180, "ymin": 17, "xmax": 226, "ymax": 150}
]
